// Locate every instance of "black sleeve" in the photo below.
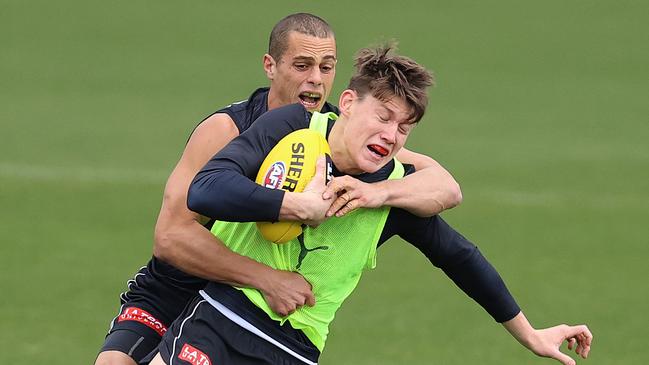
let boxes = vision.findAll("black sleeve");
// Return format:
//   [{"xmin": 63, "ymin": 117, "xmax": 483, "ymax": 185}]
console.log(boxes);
[
  {"xmin": 187, "ymin": 103, "xmax": 310, "ymax": 222},
  {"xmin": 379, "ymin": 210, "xmax": 521, "ymax": 323}
]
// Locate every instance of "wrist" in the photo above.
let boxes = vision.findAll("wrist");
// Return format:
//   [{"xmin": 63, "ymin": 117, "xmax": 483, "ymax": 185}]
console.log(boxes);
[
  {"xmin": 249, "ymin": 265, "xmax": 278, "ymax": 293},
  {"xmin": 279, "ymin": 192, "xmax": 308, "ymax": 221},
  {"xmin": 374, "ymin": 180, "xmax": 393, "ymax": 207},
  {"xmin": 502, "ymin": 311, "xmax": 536, "ymax": 349}
]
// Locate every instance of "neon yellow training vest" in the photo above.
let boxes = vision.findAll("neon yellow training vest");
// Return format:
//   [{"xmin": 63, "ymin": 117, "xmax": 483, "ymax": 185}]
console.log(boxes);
[{"xmin": 210, "ymin": 112, "xmax": 404, "ymax": 351}]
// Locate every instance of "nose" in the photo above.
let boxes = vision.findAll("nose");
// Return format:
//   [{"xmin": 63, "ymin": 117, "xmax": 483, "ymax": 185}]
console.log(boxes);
[
  {"xmin": 379, "ymin": 123, "xmax": 398, "ymax": 145},
  {"xmin": 307, "ymin": 67, "xmax": 323, "ymax": 86}
]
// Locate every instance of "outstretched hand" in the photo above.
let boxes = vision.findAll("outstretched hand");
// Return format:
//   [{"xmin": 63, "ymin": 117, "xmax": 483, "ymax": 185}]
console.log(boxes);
[
  {"xmin": 503, "ymin": 313, "xmax": 593, "ymax": 365},
  {"xmin": 528, "ymin": 324, "xmax": 593, "ymax": 365}
]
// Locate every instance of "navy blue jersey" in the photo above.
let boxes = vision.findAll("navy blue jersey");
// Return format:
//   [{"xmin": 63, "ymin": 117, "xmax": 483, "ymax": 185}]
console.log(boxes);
[
  {"xmin": 203, "ymin": 87, "xmax": 339, "ymax": 135},
  {"xmin": 103, "ymin": 89, "xmax": 340, "ymax": 362},
  {"xmin": 188, "ymin": 103, "xmax": 521, "ymax": 342}
]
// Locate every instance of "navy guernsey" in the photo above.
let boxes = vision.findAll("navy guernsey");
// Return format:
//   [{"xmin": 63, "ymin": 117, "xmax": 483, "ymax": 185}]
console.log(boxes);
[
  {"xmin": 103, "ymin": 88, "xmax": 339, "ymax": 363},
  {"xmin": 150, "ymin": 89, "xmax": 338, "ymax": 286}
]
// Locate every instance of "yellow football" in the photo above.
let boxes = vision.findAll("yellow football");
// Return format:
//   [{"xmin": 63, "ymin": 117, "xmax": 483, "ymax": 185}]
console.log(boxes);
[{"xmin": 255, "ymin": 129, "xmax": 331, "ymax": 243}]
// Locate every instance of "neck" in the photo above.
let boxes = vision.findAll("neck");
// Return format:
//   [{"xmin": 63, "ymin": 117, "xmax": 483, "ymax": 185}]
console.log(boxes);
[
  {"xmin": 328, "ymin": 119, "xmax": 363, "ymax": 175},
  {"xmin": 266, "ymin": 88, "xmax": 282, "ymax": 111}
]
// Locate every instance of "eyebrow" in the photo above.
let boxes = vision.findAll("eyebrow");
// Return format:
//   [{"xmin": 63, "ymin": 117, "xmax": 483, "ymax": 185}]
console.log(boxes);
[
  {"xmin": 381, "ymin": 104, "xmax": 416, "ymax": 124},
  {"xmin": 379, "ymin": 105, "xmax": 394, "ymax": 117},
  {"xmin": 293, "ymin": 55, "xmax": 337, "ymax": 63}
]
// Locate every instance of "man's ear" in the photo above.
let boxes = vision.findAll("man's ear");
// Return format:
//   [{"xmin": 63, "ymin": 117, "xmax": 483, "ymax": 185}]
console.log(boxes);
[
  {"xmin": 338, "ymin": 89, "xmax": 357, "ymax": 116},
  {"xmin": 263, "ymin": 54, "xmax": 276, "ymax": 80}
]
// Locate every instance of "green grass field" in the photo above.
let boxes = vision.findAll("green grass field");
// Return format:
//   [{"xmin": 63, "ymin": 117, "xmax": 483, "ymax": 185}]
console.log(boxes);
[{"xmin": 2, "ymin": 1, "xmax": 648, "ymax": 364}]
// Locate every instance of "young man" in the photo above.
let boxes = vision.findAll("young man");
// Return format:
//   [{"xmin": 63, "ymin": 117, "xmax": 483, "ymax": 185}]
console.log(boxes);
[
  {"xmin": 150, "ymin": 46, "xmax": 592, "ymax": 365},
  {"xmin": 96, "ymin": 13, "xmax": 462, "ymax": 365}
]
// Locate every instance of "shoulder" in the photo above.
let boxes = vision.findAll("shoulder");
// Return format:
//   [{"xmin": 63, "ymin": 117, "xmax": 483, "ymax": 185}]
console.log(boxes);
[
  {"xmin": 223, "ymin": 103, "xmax": 310, "ymax": 160},
  {"xmin": 321, "ymin": 101, "xmax": 339, "ymax": 115},
  {"xmin": 255, "ymin": 103, "xmax": 310, "ymax": 130},
  {"xmin": 191, "ymin": 113, "xmax": 239, "ymax": 140},
  {"xmin": 181, "ymin": 112, "xmax": 239, "ymax": 168},
  {"xmin": 211, "ymin": 87, "xmax": 270, "ymax": 133}
]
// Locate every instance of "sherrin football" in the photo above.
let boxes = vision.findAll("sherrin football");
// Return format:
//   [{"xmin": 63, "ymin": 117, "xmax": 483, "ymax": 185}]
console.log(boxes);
[{"xmin": 255, "ymin": 129, "xmax": 331, "ymax": 243}]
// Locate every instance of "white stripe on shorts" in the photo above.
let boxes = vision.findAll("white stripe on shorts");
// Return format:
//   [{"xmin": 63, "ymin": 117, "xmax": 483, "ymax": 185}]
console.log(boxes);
[
  {"xmin": 170, "ymin": 299, "xmax": 207, "ymax": 365},
  {"xmin": 199, "ymin": 290, "xmax": 317, "ymax": 365}
]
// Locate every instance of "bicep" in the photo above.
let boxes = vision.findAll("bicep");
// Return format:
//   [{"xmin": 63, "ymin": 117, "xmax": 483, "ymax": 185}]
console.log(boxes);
[
  {"xmin": 396, "ymin": 147, "xmax": 436, "ymax": 170},
  {"xmin": 182, "ymin": 113, "xmax": 241, "ymax": 174},
  {"xmin": 156, "ymin": 114, "xmax": 239, "ymax": 228}
]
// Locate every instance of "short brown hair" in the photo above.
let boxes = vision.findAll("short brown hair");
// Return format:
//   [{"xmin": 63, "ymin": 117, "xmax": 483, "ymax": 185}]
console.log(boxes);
[
  {"xmin": 268, "ymin": 13, "xmax": 334, "ymax": 61},
  {"xmin": 348, "ymin": 44, "xmax": 434, "ymax": 123}
]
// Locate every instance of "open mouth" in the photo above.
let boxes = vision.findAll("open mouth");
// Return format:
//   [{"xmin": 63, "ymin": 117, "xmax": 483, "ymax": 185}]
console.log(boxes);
[
  {"xmin": 367, "ymin": 144, "xmax": 389, "ymax": 157},
  {"xmin": 298, "ymin": 91, "xmax": 322, "ymax": 109}
]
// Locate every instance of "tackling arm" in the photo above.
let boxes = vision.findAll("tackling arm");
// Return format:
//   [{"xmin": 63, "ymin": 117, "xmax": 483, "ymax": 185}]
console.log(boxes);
[
  {"xmin": 153, "ymin": 113, "xmax": 314, "ymax": 315},
  {"xmin": 154, "ymin": 114, "xmax": 264, "ymax": 284},
  {"xmin": 188, "ymin": 104, "xmax": 333, "ymax": 226},
  {"xmin": 392, "ymin": 148, "xmax": 462, "ymax": 215},
  {"xmin": 324, "ymin": 148, "xmax": 462, "ymax": 218}
]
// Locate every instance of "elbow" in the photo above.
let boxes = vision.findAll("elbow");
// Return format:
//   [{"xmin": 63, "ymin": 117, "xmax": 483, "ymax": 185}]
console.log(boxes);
[
  {"xmin": 446, "ymin": 181, "xmax": 463, "ymax": 209},
  {"xmin": 187, "ymin": 183, "xmax": 209, "ymax": 217},
  {"xmin": 153, "ymin": 224, "xmax": 174, "ymax": 263}
]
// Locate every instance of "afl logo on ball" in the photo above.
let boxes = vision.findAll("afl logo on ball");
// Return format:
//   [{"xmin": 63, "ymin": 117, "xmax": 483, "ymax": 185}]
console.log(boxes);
[{"xmin": 263, "ymin": 161, "xmax": 286, "ymax": 189}]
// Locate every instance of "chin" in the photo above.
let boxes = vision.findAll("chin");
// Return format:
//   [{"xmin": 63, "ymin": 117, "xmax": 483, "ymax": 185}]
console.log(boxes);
[{"xmin": 358, "ymin": 160, "xmax": 385, "ymax": 174}]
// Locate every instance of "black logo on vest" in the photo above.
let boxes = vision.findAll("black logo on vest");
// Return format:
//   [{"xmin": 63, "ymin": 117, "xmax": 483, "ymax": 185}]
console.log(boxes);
[{"xmin": 295, "ymin": 229, "xmax": 329, "ymax": 271}]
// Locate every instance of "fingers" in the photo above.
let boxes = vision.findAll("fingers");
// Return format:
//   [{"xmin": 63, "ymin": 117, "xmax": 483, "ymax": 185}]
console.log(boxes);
[
  {"xmin": 323, "ymin": 176, "xmax": 364, "ymax": 217},
  {"xmin": 327, "ymin": 191, "xmax": 352, "ymax": 217},
  {"xmin": 274, "ymin": 293, "xmax": 314, "ymax": 316},
  {"xmin": 552, "ymin": 351, "xmax": 576, "ymax": 365},
  {"xmin": 564, "ymin": 325, "xmax": 593, "ymax": 359},
  {"xmin": 274, "ymin": 304, "xmax": 293, "ymax": 317},
  {"xmin": 322, "ymin": 175, "xmax": 349, "ymax": 200},
  {"xmin": 567, "ymin": 337, "xmax": 576, "ymax": 350},
  {"xmin": 334, "ymin": 199, "xmax": 356, "ymax": 217},
  {"xmin": 313, "ymin": 156, "xmax": 327, "ymax": 186},
  {"xmin": 305, "ymin": 291, "xmax": 316, "ymax": 307},
  {"xmin": 324, "ymin": 176, "xmax": 350, "ymax": 216}
]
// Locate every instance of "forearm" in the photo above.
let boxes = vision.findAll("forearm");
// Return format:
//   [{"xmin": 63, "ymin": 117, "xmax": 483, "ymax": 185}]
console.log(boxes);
[
  {"xmin": 394, "ymin": 149, "xmax": 462, "ymax": 217},
  {"xmin": 188, "ymin": 169, "xmax": 284, "ymax": 222},
  {"xmin": 441, "ymin": 247, "xmax": 521, "ymax": 322},
  {"xmin": 502, "ymin": 312, "xmax": 535, "ymax": 348},
  {"xmin": 396, "ymin": 213, "xmax": 519, "ymax": 321},
  {"xmin": 378, "ymin": 167, "xmax": 461, "ymax": 216},
  {"xmin": 153, "ymin": 219, "xmax": 274, "ymax": 290}
]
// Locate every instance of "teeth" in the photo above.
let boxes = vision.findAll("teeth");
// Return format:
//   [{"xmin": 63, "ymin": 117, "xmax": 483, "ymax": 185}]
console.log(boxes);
[{"xmin": 301, "ymin": 92, "xmax": 320, "ymax": 98}]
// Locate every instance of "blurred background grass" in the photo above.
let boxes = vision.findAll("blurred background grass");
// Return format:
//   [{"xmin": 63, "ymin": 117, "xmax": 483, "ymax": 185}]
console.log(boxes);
[{"xmin": 1, "ymin": 0, "xmax": 648, "ymax": 363}]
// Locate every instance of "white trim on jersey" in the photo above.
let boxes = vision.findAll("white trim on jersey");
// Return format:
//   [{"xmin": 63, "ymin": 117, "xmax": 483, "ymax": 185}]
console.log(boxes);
[
  {"xmin": 199, "ymin": 290, "xmax": 318, "ymax": 365},
  {"xmin": 223, "ymin": 98, "xmax": 248, "ymax": 109}
]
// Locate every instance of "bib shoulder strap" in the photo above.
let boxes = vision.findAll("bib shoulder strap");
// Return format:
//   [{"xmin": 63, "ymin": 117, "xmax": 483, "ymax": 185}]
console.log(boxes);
[{"xmin": 309, "ymin": 111, "xmax": 338, "ymax": 136}]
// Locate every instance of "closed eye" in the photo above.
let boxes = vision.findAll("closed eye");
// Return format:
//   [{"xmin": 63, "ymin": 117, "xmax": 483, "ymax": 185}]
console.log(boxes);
[{"xmin": 398, "ymin": 123, "xmax": 414, "ymax": 134}]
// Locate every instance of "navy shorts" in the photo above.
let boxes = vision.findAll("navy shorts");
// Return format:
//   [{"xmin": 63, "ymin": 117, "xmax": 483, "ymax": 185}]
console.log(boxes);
[
  {"xmin": 158, "ymin": 295, "xmax": 319, "ymax": 365},
  {"xmin": 99, "ymin": 258, "xmax": 207, "ymax": 363}
]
